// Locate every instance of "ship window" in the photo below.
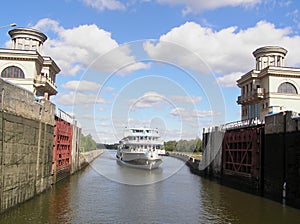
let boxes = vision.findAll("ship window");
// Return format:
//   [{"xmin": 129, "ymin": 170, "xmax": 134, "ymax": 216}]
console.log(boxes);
[
  {"xmin": 1, "ymin": 66, "xmax": 25, "ymax": 79},
  {"xmin": 278, "ymin": 82, "xmax": 297, "ymax": 94}
]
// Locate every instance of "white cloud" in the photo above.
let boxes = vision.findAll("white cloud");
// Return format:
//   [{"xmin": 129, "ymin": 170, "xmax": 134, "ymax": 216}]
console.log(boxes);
[
  {"xmin": 129, "ymin": 92, "xmax": 203, "ymax": 111},
  {"xmin": 33, "ymin": 18, "xmax": 63, "ymax": 33},
  {"xmin": 170, "ymin": 95, "xmax": 202, "ymax": 104},
  {"xmin": 129, "ymin": 91, "xmax": 166, "ymax": 109},
  {"xmin": 82, "ymin": 0, "xmax": 261, "ymax": 15},
  {"xmin": 98, "ymin": 107, "xmax": 106, "ymax": 112},
  {"xmin": 170, "ymin": 107, "xmax": 215, "ymax": 119},
  {"xmin": 82, "ymin": 0, "xmax": 125, "ymax": 11},
  {"xmin": 157, "ymin": 0, "xmax": 261, "ymax": 14},
  {"xmin": 144, "ymin": 20, "xmax": 300, "ymax": 87},
  {"xmin": 33, "ymin": 18, "xmax": 149, "ymax": 75},
  {"xmin": 217, "ymin": 72, "xmax": 243, "ymax": 88},
  {"xmin": 116, "ymin": 61, "xmax": 151, "ymax": 76},
  {"xmin": 95, "ymin": 129, "xmax": 119, "ymax": 144},
  {"xmin": 61, "ymin": 80, "xmax": 101, "ymax": 91},
  {"xmin": 56, "ymin": 91, "xmax": 110, "ymax": 105},
  {"xmin": 104, "ymin": 86, "xmax": 115, "ymax": 91},
  {"xmin": 77, "ymin": 114, "xmax": 109, "ymax": 121},
  {"xmin": 279, "ymin": 1, "xmax": 292, "ymax": 7},
  {"xmin": 127, "ymin": 117, "xmax": 152, "ymax": 126}
]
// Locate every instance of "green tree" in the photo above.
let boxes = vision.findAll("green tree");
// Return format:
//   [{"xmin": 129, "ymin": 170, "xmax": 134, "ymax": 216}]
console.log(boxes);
[
  {"xmin": 195, "ymin": 138, "xmax": 202, "ymax": 152},
  {"xmin": 80, "ymin": 133, "xmax": 97, "ymax": 152},
  {"xmin": 164, "ymin": 138, "xmax": 202, "ymax": 152},
  {"xmin": 164, "ymin": 140, "xmax": 177, "ymax": 151}
]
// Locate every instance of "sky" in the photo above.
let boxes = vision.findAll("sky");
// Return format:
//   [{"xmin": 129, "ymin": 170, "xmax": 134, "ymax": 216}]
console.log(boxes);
[{"xmin": 1, "ymin": 0, "xmax": 300, "ymax": 143}]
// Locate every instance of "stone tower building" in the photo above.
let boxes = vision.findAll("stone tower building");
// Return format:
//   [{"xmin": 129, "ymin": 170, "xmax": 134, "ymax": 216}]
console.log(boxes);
[
  {"xmin": 237, "ymin": 46, "xmax": 300, "ymax": 121},
  {"xmin": 0, "ymin": 28, "xmax": 60, "ymax": 100}
]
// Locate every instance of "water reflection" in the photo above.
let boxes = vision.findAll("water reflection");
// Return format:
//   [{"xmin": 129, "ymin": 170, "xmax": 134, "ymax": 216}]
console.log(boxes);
[
  {"xmin": 0, "ymin": 151, "xmax": 300, "ymax": 224},
  {"xmin": 48, "ymin": 178, "xmax": 73, "ymax": 223},
  {"xmin": 90, "ymin": 150, "xmax": 185, "ymax": 185},
  {"xmin": 199, "ymin": 178, "xmax": 300, "ymax": 224},
  {"xmin": 0, "ymin": 175, "xmax": 75, "ymax": 224}
]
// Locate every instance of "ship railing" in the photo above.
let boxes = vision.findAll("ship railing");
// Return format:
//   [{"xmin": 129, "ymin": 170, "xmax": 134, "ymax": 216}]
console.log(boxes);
[
  {"xmin": 122, "ymin": 139, "xmax": 164, "ymax": 145},
  {"xmin": 203, "ymin": 118, "xmax": 264, "ymax": 133}
]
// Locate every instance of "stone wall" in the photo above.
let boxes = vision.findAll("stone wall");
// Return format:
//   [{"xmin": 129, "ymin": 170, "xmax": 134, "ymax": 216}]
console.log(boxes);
[
  {"xmin": 0, "ymin": 79, "xmax": 55, "ymax": 213},
  {"xmin": 0, "ymin": 112, "xmax": 55, "ymax": 213},
  {"xmin": 79, "ymin": 149, "xmax": 105, "ymax": 169},
  {"xmin": 0, "ymin": 78, "xmax": 55, "ymax": 126},
  {"xmin": 71, "ymin": 120, "xmax": 81, "ymax": 175},
  {"xmin": 199, "ymin": 126, "xmax": 224, "ymax": 178},
  {"xmin": 264, "ymin": 111, "xmax": 300, "ymax": 208},
  {"xmin": 184, "ymin": 111, "xmax": 300, "ymax": 209}
]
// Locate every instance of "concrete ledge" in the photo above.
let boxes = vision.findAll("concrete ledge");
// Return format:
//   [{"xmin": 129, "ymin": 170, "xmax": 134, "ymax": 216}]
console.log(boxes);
[{"xmin": 79, "ymin": 149, "xmax": 105, "ymax": 169}]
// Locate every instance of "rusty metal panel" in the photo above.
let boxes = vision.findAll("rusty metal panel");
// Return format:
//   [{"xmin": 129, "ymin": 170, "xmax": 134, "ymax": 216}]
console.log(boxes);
[
  {"xmin": 52, "ymin": 116, "xmax": 73, "ymax": 183},
  {"xmin": 223, "ymin": 126, "xmax": 263, "ymax": 179}
]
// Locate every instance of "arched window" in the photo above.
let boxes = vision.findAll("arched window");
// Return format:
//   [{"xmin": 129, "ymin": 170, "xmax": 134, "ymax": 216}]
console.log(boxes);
[
  {"xmin": 278, "ymin": 82, "xmax": 297, "ymax": 94},
  {"xmin": 1, "ymin": 66, "xmax": 25, "ymax": 79}
]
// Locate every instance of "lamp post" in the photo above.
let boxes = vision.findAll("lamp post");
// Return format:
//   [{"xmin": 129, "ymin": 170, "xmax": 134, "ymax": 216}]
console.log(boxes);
[{"xmin": 0, "ymin": 23, "xmax": 16, "ymax": 29}]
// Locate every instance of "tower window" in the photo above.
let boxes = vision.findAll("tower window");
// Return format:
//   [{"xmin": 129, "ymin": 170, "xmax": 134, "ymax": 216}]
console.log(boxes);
[
  {"xmin": 278, "ymin": 82, "xmax": 297, "ymax": 94},
  {"xmin": 1, "ymin": 66, "xmax": 25, "ymax": 79}
]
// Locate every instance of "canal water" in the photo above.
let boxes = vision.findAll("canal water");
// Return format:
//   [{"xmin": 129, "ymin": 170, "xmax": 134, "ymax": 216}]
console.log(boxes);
[{"xmin": 1, "ymin": 150, "xmax": 300, "ymax": 224}]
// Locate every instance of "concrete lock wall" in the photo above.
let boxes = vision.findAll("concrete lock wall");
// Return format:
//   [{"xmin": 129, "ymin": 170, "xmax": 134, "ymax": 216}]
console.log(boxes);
[
  {"xmin": 264, "ymin": 111, "xmax": 300, "ymax": 208},
  {"xmin": 0, "ymin": 79, "xmax": 55, "ymax": 213},
  {"xmin": 200, "ymin": 126, "xmax": 224, "ymax": 178},
  {"xmin": 0, "ymin": 79, "xmax": 55, "ymax": 126},
  {"xmin": 188, "ymin": 111, "xmax": 300, "ymax": 209},
  {"xmin": 71, "ymin": 121, "xmax": 81, "ymax": 175}
]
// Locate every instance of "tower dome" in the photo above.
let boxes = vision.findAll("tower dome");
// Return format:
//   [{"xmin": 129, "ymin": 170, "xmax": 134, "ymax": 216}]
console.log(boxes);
[
  {"xmin": 8, "ymin": 28, "xmax": 47, "ymax": 53},
  {"xmin": 252, "ymin": 46, "xmax": 287, "ymax": 71}
]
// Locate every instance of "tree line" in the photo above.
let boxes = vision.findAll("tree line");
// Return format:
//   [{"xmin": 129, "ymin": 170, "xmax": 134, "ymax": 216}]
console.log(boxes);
[
  {"xmin": 164, "ymin": 138, "xmax": 202, "ymax": 152},
  {"xmin": 81, "ymin": 133, "xmax": 202, "ymax": 153},
  {"xmin": 96, "ymin": 143, "xmax": 118, "ymax": 150},
  {"xmin": 80, "ymin": 133, "xmax": 97, "ymax": 152}
]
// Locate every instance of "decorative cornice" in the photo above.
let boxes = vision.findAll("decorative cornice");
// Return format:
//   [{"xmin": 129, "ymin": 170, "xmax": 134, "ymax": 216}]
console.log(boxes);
[
  {"xmin": 237, "ymin": 70, "xmax": 259, "ymax": 86},
  {"xmin": 43, "ymin": 56, "xmax": 61, "ymax": 73},
  {"xmin": 9, "ymin": 28, "xmax": 47, "ymax": 43},
  {"xmin": 253, "ymin": 46, "xmax": 287, "ymax": 58},
  {"xmin": 0, "ymin": 49, "xmax": 44, "ymax": 65},
  {"xmin": 238, "ymin": 66, "xmax": 300, "ymax": 87},
  {"xmin": 259, "ymin": 66, "xmax": 300, "ymax": 78}
]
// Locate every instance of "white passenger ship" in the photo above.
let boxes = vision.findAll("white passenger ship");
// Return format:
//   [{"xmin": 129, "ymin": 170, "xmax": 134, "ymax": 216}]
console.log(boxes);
[{"xmin": 116, "ymin": 127, "xmax": 165, "ymax": 170}]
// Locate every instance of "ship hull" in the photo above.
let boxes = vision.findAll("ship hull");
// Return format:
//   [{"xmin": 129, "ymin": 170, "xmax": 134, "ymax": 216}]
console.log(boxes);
[
  {"xmin": 116, "ymin": 157, "xmax": 162, "ymax": 170},
  {"xmin": 116, "ymin": 152, "xmax": 162, "ymax": 170},
  {"xmin": 117, "ymin": 127, "xmax": 164, "ymax": 170}
]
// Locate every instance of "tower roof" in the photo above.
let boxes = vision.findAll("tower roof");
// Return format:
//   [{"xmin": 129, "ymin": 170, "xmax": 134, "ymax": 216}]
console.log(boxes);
[
  {"xmin": 8, "ymin": 28, "xmax": 47, "ymax": 43},
  {"xmin": 253, "ymin": 46, "xmax": 287, "ymax": 58}
]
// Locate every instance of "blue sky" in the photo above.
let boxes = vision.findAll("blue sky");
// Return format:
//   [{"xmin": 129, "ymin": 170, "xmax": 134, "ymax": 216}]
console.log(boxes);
[{"xmin": 1, "ymin": 0, "xmax": 300, "ymax": 143}]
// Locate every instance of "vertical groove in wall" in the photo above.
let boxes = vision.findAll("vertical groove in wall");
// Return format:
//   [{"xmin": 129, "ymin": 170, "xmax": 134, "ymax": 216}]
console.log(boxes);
[{"xmin": 0, "ymin": 111, "xmax": 3, "ymax": 211}]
